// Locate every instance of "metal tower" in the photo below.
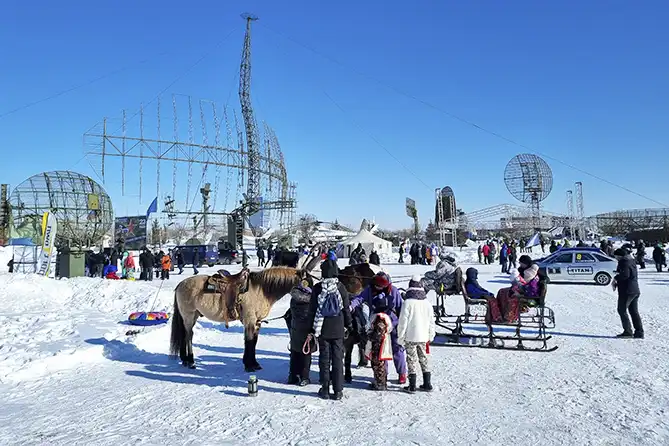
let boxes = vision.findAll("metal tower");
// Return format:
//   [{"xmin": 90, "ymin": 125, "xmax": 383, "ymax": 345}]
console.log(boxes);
[
  {"xmin": 566, "ymin": 190, "xmax": 575, "ymax": 240},
  {"xmin": 435, "ymin": 188, "xmax": 445, "ymax": 246},
  {"xmin": 575, "ymin": 182, "xmax": 585, "ymax": 240},
  {"xmin": 239, "ymin": 13, "xmax": 261, "ymax": 214}
]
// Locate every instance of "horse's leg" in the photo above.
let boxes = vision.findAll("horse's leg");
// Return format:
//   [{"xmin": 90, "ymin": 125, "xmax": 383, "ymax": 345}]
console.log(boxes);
[
  {"xmin": 243, "ymin": 322, "xmax": 261, "ymax": 372},
  {"xmin": 344, "ymin": 338, "xmax": 353, "ymax": 383},
  {"xmin": 252, "ymin": 321, "xmax": 262, "ymax": 370},
  {"xmin": 185, "ymin": 313, "xmax": 199, "ymax": 369},
  {"xmin": 357, "ymin": 340, "xmax": 368, "ymax": 367}
]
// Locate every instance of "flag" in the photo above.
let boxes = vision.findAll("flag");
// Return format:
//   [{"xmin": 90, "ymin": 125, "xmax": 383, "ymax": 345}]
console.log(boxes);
[
  {"xmin": 37, "ymin": 212, "xmax": 57, "ymax": 276},
  {"xmin": 525, "ymin": 232, "xmax": 541, "ymax": 249},
  {"xmin": 146, "ymin": 197, "xmax": 158, "ymax": 218}
]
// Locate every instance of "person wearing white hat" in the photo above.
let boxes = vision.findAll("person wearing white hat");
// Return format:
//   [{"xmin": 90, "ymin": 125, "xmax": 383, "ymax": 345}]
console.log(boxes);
[{"xmin": 397, "ymin": 274, "xmax": 436, "ymax": 393}]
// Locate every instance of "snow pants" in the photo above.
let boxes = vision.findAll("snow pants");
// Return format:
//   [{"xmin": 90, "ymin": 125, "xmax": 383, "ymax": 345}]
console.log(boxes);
[
  {"xmin": 486, "ymin": 287, "xmax": 520, "ymax": 323},
  {"xmin": 318, "ymin": 337, "xmax": 344, "ymax": 393},
  {"xmin": 289, "ymin": 350, "xmax": 312, "ymax": 380},
  {"xmin": 617, "ymin": 292, "xmax": 643, "ymax": 335},
  {"xmin": 405, "ymin": 341, "xmax": 430, "ymax": 375}
]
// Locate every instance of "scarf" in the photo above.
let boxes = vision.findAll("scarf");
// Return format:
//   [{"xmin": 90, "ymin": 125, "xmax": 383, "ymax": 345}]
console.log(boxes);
[{"xmin": 312, "ymin": 278, "xmax": 342, "ymax": 337}]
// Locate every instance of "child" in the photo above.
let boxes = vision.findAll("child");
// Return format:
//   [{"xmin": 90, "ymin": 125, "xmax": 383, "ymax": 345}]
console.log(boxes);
[
  {"xmin": 464, "ymin": 268, "xmax": 494, "ymax": 299},
  {"xmin": 397, "ymin": 275, "xmax": 436, "ymax": 393},
  {"xmin": 286, "ymin": 278, "xmax": 315, "ymax": 386},
  {"xmin": 365, "ymin": 312, "xmax": 393, "ymax": 390}
]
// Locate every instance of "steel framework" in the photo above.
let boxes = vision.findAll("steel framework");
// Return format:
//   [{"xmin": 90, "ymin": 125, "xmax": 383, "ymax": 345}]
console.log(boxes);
[
  {"xmin": 458, "ymin": 203, "xmax": 566, "ymax": 231},
  {"xmin": 591, "ymin": 208, "xmax": 669, "ymax": 237},
  {"xmin": 84, "ymin": 16, "xmax": 296, "ymax": 243},
  {"xmin": 566, "ymin": 190, "xmax": 575, "ymax": 239},
  {"xmin": 575, "ymin": 181, "xmax": 585, "ymax": 239}
]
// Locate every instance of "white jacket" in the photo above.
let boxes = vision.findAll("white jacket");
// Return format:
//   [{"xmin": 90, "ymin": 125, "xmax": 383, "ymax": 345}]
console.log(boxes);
[{"xmin": 397, "ymin": 288, "xmax": 436, "ymax": 345}]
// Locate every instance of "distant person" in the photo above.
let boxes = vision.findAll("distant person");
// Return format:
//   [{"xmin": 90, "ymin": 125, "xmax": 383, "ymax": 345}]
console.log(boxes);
[
  {"xmin": 7, "ymin": 256, "xmax": 14, "ymax": 273},
  {"xmin": 398, "ymin": 242, "xmax": 405, "ymax": 264},
  {"xmin": 175, "ymin": 249, "xmax": 185, "ymax": 275},
  {"xmin": 612, "ymin": 248, "xmax": 643, "ymax": 339},
  {"xmin": 653, "ymin": 244, "xmax": 666, "ymax": 272},
  {"xmin": 265, "ymin": 244, "xmax": 274, "ymax": 268},
  {"xmin": 477, "ymin": 244, "xmax": 483, "ymax": 263},
  {"xmin": 160, "ymin": 251, "xmax": 171, "ymax": 280},
  {"xmin": 257, "ymin": 246, "xmax": 265, "ymax": 267},
  {"xmin": 369, "ymin": 250, "xmax": 380, "ymax": 266}
]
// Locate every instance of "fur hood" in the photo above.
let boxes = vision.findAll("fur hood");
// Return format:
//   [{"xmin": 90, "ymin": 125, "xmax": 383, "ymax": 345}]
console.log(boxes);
[
  {"xmin": 404, "ymin": 287, "xmax": 427, "ymax": 300},
  {"xmin": 289, "ymin": 286, "xmax": 312, "ymax": 304}
]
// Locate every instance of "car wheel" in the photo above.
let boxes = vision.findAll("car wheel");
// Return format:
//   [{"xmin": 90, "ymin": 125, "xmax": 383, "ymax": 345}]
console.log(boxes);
[{"xmin": 594, "ymin": 272, "xmax": 611, "ymax": 286}]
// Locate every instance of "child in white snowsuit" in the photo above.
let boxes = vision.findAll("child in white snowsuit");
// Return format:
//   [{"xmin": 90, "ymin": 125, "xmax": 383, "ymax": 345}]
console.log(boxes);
[{"xmin": 397, "ymin": 275, "xmax": 436, "ymax": 392}]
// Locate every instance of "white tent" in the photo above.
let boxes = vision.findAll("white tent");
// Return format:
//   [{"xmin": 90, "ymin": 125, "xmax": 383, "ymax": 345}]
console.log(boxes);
[{"xmin": 342, "ymin": 229, "xmax": 393, "ymax": 257}]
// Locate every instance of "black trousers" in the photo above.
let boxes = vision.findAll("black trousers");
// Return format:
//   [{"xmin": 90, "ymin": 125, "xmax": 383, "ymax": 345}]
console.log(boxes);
[
  {"xmin": 656, "ymin": 263, "xmax": 663, "ymax": 272},
  {"xmin": 617, "ymin": 292, "xmax": 643, "ymax": 334},
  {"xmin": 318, "ymin": 337, "xmax": 344, "ymax": 392},
  {"xmin": 289, "ymin": 351, "xmax": 312, "ymax": 379}
]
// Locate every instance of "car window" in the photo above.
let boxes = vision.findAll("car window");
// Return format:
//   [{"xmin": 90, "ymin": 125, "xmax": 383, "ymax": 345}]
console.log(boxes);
[
  {"xmin": 551, "ymin": 253, "xmax": 573, "ymax": 263},
  {"xmin": 594, "ymin": 254, "xmax": 614, "ymax": 262},
  {"xmin": 575, "ymin": 253, "xmax": 596, "ymax": 263}
]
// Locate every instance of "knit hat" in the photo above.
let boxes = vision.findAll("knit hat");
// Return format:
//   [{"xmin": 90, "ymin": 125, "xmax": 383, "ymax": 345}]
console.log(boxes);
[
  {"xmin": 321, "ymin": 259, "xmax": 339, "ymax": 279},
  {"xmin": 409, "ymin": 274, "xmax": 422, "ymax": 288},
  {"xmin": 519, "ymin": 255, "xmax": 532, "ymax": 266},
  {"xmin": 374, "ymin": 273, "xmax": 390, "ymax": 288},
  {"xmin": 613, "ymin": 248, "xmax": 626, "ymax": 257}
]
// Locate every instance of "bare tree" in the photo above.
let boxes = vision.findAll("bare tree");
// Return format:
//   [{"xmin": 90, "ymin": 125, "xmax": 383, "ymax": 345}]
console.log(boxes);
[{"xmin": 296, "ymin": 214, "xmax": 319, "ymax": 244}]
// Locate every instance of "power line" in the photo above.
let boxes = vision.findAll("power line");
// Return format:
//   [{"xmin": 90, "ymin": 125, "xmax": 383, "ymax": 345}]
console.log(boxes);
[
  {"xmin": 0, "ymin": 51, "xmax": 170, "ymax": 120},
  {"xmin": 260, "ymin": 24, "xmax": 668, "ymax": 209}
]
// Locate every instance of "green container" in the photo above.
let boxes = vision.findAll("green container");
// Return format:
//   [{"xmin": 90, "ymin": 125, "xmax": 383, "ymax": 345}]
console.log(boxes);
[{"xmin": 58, "ymin": 251, "xmax": 86, "ymax": 278}]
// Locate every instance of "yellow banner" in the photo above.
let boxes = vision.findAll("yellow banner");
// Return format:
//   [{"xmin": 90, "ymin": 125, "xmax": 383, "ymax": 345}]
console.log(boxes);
[{"xmin": 88, "ymin": 194, "xmax": 100, "ymax": 210}]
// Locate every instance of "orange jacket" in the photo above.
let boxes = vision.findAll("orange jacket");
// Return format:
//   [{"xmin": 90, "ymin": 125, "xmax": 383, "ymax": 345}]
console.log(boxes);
[{"xmin": 161, "ymin": 255, "xmax": 172, "ymax": 270}]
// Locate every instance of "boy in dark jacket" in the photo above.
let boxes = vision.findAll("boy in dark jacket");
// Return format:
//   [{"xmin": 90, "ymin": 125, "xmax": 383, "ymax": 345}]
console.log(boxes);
[
  {"xmin": 613, "ymin": 248, "xmax": 644, "ymax": 338},
  {"xmin": 309, "ymin": 259, "xmax": 352, "ymax": 400},
  {"xmin": 465, "ymin": 268, "xmax": 494, "ymax": 299},
  {"xmin": 287, "ymin": 278, "xmax": 315, "ymax": 386}
]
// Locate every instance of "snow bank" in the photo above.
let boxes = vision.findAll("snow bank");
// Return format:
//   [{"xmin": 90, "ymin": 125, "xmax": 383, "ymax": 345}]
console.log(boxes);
[{"xmin": 0, "ymin": 273, "xmax": 176, "ymax": 382}]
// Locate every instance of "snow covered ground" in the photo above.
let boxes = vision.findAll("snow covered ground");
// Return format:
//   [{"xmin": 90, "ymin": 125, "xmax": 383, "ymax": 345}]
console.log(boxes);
[{"xmin": 0, "ymin": 248, "xmax": 668, "ymax": 445}]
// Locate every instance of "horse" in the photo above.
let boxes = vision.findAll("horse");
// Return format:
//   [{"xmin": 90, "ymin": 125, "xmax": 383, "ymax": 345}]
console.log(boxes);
[{"xmin": 170, "ymin": 266, "xmax": 307, "ymax": 371}]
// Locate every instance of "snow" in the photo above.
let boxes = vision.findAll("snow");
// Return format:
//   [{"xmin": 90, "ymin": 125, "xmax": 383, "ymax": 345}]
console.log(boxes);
[{"xmin": 0, "ymin": 248, "xmax": 668, "ymax": 445}]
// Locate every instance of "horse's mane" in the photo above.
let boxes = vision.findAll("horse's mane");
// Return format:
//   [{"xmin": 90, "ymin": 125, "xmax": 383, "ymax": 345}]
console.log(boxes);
[{"xmin": 248, "ymin": 267, "xmax": 302, "ymax": 301}]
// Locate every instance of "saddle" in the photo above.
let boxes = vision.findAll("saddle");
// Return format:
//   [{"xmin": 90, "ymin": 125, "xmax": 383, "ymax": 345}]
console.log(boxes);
[{"xmin": 204, "ymin": 268, "xmax": 250, "ymax": 327}]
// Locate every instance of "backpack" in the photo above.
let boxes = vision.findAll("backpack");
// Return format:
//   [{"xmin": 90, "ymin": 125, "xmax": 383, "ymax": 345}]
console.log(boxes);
[{"xmin": 320, "ymin": 285, "xmax": 343, "ymax": 317}]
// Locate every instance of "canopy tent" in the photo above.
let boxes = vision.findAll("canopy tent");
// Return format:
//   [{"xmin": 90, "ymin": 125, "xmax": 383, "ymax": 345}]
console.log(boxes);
[{"xmin": 342, "ymin": 229, "xmax": 392, "ymax": 257}]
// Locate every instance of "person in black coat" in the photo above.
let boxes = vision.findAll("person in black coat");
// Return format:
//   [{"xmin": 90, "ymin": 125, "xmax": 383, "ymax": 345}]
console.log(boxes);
[
  {"xmin": 309, "ymin": 259, "xmax": 352, "ymax": 400},
  {"xmin": 369, "ymin": 250, "xmax": 380, "ymax": 266},
  {"xmin": 613, "ymin": 248, "xmax": 644, "ymax": 338},
  {"xmin": 652, "ymin": 244, "xmax": 666, "ymax": 273},
  {"xmin": 286, "ymin": 278, "xmax": 315, "ymax": 386}
]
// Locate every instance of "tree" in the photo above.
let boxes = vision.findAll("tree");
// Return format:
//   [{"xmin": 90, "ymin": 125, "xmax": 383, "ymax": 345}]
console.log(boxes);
[
  {"xmin": 296, "ymin": 214, "xmax": 319, "ymax": 244},
  {"xmin": 425, "ymin": 220, "xmax": 439, "ymax": 242},
  {"xmin": 150, "ymin": 219, "xmax": 161, "ymax": 246},
  {"xmin": 331, "ymin": 219, "xmax": 342, "ymax": 231}
]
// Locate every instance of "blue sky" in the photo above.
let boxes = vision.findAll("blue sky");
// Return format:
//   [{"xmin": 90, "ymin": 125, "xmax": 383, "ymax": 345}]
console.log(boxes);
[{"xmin": 1, "ymin": 1, "xmax": 668, "ymax": 229}]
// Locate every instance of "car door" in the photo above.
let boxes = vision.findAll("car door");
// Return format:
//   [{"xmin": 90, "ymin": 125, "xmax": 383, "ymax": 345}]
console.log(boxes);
[
  {"xmin": 568, "ymin": 252, "xmax": 597, "ymax": 282},
  {"xmin": 545, "ymin": 252, "xmax": 574, "ymax": 281}
]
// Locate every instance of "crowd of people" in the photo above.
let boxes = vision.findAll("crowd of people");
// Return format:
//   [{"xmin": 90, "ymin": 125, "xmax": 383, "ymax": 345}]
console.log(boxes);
[{"xmin": 285, "ymin": 255, "xmax": 435, "ymax": 400}]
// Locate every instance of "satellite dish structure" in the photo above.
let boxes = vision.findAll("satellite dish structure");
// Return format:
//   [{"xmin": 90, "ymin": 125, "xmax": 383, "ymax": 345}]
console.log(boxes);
[
  {"xmin": 9, "ymin": 170, "xmax": 114, "ymax": 248},
  {"xmin": 503, "ymin": 154, "xmax": 553, "ymax": 228}
]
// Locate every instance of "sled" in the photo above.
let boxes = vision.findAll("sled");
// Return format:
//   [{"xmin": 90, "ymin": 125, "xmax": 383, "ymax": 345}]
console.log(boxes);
[{"xmin": 431, "ymin": 279, "xmax": 557, "ymax": 352}]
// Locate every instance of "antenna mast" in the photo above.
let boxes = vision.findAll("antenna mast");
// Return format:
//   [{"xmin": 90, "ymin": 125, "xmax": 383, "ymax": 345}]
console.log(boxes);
[{"xmin": 239, "ymin": 13, "xmax": 261, "ymax": 214}]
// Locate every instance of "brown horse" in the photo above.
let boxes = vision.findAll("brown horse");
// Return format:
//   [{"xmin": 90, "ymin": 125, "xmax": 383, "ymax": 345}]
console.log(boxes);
[{"xmin": 170, "ymin": 266, "xmax": 306, "ymax": 371}]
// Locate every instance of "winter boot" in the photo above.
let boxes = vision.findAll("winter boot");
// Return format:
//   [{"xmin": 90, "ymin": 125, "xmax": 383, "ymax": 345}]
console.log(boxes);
[
  {"xmin": 331, "ymin": 391, "xmax": 343, "ymax": 401},
  {"xmin": 398, "ymin": 373, "xmax": 407, "ymax": 385},
  {"xmin": 403, "ymin": 374, "xmax": 417, "ymax": 394},
  {"xmin": 318, "ymin": 384, "xmax": 330, "ymax": 400},
  {"xmin": 368, "ymin": 381, "xmax": 387, "ymax": 391},
  {"xmin": 287, "ymin": 374, "xmax": 299, "ymax": 385},
  {"xmin": 634, "ymin": 331, "xmax": 645, "ymax": 339},
  {"xmin": 616, "ymin": 332, "xmax": 633, "ymax": 338},
  {"xmin": 419, "ymin": 372, "xmax": 433, "ymax": 392},
  {"xmin": 298, "ymin": 376, "xmax": 311, "ymax": 387}
]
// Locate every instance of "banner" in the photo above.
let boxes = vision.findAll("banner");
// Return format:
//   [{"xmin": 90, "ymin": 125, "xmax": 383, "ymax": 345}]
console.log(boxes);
[
  {"xmin": 37, "ymin": 212, "xmax": 58, "ymax": 276},
  {"xmin": 114, "ymin": 216, "xmax": 148, "ymax": 250}
]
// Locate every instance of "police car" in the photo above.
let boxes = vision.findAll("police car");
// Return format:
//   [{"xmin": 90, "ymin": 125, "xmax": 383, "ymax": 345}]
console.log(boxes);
[{"xmin": 536, "ymin": 247, "xmax": 617, "ymax": 286}]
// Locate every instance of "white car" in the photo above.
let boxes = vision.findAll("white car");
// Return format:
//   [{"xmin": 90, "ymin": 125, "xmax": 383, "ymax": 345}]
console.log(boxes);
[{"xmin": 536, "ymin": 248, "xmax": 617, "ymax": 286}]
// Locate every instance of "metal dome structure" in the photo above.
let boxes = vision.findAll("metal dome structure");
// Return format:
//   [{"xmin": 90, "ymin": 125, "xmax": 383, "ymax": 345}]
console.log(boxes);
[
  {"xmin": 9, "ymin": 171, "xmax": 113, "ymax": 248},
  {"xmin": 503, "ymin": 154, "xmax": 553, "ymax": 228}
]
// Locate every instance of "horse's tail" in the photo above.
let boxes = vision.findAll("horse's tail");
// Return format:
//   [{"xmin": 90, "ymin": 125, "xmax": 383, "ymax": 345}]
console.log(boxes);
[{"xmin": 169, "ymin": 287, "xmax": 185, "ymax": 359}]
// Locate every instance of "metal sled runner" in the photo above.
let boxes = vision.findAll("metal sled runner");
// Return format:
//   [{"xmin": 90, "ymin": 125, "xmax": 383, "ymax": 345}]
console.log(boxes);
[{"xmin": 430, "ymin": 270, "xmax": 558, "ymax": 352}]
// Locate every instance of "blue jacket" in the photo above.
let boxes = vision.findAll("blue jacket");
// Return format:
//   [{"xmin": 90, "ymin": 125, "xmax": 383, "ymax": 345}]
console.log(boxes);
[{"xmin": 350, "ymin": 284, "xmax": 403, "ymax": 327}]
